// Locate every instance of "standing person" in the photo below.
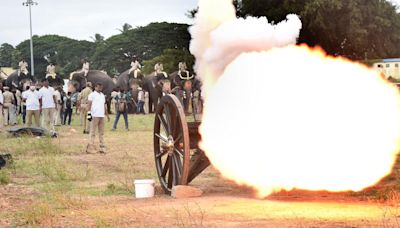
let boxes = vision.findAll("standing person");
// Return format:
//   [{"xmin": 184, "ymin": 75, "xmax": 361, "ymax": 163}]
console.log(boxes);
[
  {"xmin": 18, "ymin": 58, "xmax": 29, "ymax": 76},
  {"xmin": 53, "ymin": 87, "xmax": 62, "ymax": 126},
  {"xmin": 87, "ymin": 83, "xmax": 109, "ymax": 153},
  {"xmin": 0, "ymin": 87, "xmax": 4, "ymax": 131},
  {"xmin": 110, "ymin": 87, "xmax": 120, "ymax": 114},
  {"xmin": 2, "ymin": 87, "xmax": 14, "ymax": 126},
  {"xmin": 39, "ymin": 79, "xmax": 57, "ymax": 132},
  {"xmin": 9, "ymin": 88, "xmax": 18, "ymax": 125},
  {"xmin": 79, "ymin": 82, "xmax": 93, "ymax": 134},
  {"xmin": 137, "ymin": 87, "xmax": 145, "ymax": 114},
  {"xmin": 21, "ymin": 87, "xmax": 29, "ymax": 125},
  {"xmin": 22, "ymin": 85, "xmax": 40, "ymax": 127},
  {"xmin": 112, "ymin": 89, "xmax": 129, "ymax": 131},
  {"xmin": 63, "ymin": 92, "xmax": 73, "ymax": 125}
]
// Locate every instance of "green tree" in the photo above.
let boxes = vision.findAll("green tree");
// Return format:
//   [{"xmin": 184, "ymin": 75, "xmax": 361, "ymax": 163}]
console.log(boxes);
[
  {"xmin": 91, "ymin": 22, "xmax": 192, "ymax": 74},
  {"xmin": 142, "ymin": 49, "xmax": 195, "ymax": 74},
  {"xmin": 0, "ymin": 43, "xmax": 15, "ymax": 67},
  {"xmin": 15, "ymin": 35, "xmax": 96, "ymax": 79},
  {"xmin": 215, "ymin": 0, "xmax": 400, "ymax": 60},
  {"xmin": 118, "ymin": 23, "xmax": 133, "ymax": 33}
]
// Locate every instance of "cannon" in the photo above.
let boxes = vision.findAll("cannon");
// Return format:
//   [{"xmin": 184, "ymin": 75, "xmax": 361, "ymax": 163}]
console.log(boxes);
[{"xmin": 153, "ymin": 94, "xmax": 209, "ymax": 194}]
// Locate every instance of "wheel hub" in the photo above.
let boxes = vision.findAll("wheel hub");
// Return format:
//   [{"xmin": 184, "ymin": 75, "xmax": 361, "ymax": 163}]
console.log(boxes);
[{"xmin": 167, "ymin": 136, "xmax": 174, "ymax": 155}]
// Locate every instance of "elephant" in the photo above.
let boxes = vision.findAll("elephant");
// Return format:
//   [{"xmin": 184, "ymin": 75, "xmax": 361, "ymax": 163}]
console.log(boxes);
[
  {"xmin": 116, "ymin": 69, "xmax": 164, "ymax": 113},
  {"xmin": 3, "ymin": 71, "xmax": 35, "ymax": 91},
  {"xmin": 68, "ymin": 70, "xmax": 115, "ymax": 96},
  {"xmin": 169, "ymin": 71, "xmax": 202, "ymax": 114},
  {"xmin": 68, "ymin": 70, "xmax": 116, "ymax": 113}
]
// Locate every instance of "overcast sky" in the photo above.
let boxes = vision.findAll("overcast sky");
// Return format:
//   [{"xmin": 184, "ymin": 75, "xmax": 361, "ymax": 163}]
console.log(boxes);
[
  {"xmin": 1, "ymin": 0, "xmax": 400, "ymax": 47},
  {"xmin": 0, "ymin": 0, "xmax": 198, "ymax": 46}
]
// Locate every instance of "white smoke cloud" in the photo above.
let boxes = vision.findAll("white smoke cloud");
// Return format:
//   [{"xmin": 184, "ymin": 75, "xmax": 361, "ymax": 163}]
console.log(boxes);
[{"xmin": 189, "ymin": 0, "xmax": 301, "ymax": 86}]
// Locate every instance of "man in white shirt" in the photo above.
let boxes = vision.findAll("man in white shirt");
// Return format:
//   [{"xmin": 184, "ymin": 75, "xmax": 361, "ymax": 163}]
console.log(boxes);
[
  {"xmin": 39, "ymin": 79, "xmax": 57, "ymax": 131},
  {"xmin": 22, "ymin": 85, "xmax": 40, "ymax": 127},
  {"xmin": 87, "ymin": 83, "xmax": 109, "ymax": 153},
  {"xmin": 0, "ymin": 88, "xmax": 4, "ymax": 130}
]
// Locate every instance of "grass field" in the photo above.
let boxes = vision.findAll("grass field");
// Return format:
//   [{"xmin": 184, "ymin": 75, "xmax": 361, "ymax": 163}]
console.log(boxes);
[{"xmin": 1, "ymin": 113, "xmax": 400, "ymax": 227}]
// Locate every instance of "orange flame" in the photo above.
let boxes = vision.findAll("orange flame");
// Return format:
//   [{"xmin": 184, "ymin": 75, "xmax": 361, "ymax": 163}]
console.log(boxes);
[{"xmin": 199, "ymin": 45, "xmax": 400, "ymax": 197}]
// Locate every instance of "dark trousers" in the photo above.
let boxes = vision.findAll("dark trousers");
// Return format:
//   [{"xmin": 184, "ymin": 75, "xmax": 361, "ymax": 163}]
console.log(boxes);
[
  {"xmin": 113, "ymin": 110, "xmax": 128, "ymax": 129},
  {"xmin": 137, "ymin": 101, "xmax": 145, "ymax": 114},
  {"xmin": 22, "ymin": 105, "xmax": 26, "ymax": 124},
  {"xmin": 63, "ymin": 108, "xmax": 73, "ymax": 125}
]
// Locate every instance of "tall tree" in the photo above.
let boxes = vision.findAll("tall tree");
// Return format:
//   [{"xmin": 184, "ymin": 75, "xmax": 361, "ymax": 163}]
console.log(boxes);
[
  {"xmin": 213, "ymin": 0, "xmax": 400, "ymax": 60},
  {"xmin": 90, "ymin": 33, "xmax": 105, "ymax": 44},
  {"xmin": 118, "ymin": 23, "xmax": 133, "ymax": 33},
  {"xmin": 0, "ymin": 43, "xmax": 15, "ymax": 67}
]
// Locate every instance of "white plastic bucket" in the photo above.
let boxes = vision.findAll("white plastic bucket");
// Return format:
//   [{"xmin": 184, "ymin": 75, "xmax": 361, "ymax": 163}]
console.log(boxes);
[{"xmin": 134, "ymin": 179, "xmax": 155, "ymax": 198}]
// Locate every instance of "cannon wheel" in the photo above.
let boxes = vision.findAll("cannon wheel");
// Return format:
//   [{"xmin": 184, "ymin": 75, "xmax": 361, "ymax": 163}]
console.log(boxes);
[{"xmin": 154, "ymin": 94, "xmax": 190, "ymax": 194}]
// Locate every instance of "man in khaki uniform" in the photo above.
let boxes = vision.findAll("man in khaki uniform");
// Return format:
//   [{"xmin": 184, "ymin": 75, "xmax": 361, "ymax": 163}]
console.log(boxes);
[
  {"xmin": 18, "ymin": 59, "xmax": 29, "ymax": 76},
  {"xmin": 3, "ymin": 87, "xmax": 15, "ymax": 126},
  {"xmin": 79, "ymin": 82, "xmax": 93, "ymax": 134},
  {"xmin": 46, "ymin": 63, "xmax": 57, "ymax": 79}
]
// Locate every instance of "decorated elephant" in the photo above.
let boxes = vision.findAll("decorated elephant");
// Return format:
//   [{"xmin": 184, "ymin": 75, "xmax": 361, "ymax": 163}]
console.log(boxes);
[
  {"xmin": 3, "ymin": 71, "xmax": 35, "ymax": 91},
  {"xmin": 169, "ymin": 71, "xmax": 202, "ymax": 114},
  {"xmin": 116, "ymin": 69, "xmax": 166, "ymax": 113}
]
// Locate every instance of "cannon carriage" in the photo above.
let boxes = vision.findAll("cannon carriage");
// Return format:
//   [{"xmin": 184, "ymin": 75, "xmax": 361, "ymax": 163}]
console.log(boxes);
[{"xmin": 153, "ymin": 90, "xmax": 208, "ymax": 194}]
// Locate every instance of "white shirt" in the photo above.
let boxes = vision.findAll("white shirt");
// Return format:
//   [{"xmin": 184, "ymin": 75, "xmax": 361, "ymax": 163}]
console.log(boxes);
[
  {"xmin": 39, "ymin": 86, "xmax": 56, "ymax": 109},
  {"xmin": 88, "ymin": 91, "xmax": 106, "ymax": 117},
  {"xmin": 22, "ymin": 90, "xmax": 40, "ymax": 111},
  {"xmin": 0, "ymin": 90, "xmax": 3, "ymax": 105},
  {"xmin": 138, "ymin": 90, "xmax": 145, "ymax": 102}
]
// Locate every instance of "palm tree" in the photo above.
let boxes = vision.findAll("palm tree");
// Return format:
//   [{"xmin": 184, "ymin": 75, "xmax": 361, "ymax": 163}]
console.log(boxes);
[
  {"xmin": 90, "ymin": 33, "xmax": 104, "ymax": 44},
  {"xmin": 117, "ymin": 23, "xmax": 132, "ymax": 33}
]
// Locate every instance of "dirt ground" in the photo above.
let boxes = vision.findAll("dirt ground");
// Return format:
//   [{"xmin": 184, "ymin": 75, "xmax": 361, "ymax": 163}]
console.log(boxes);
[{"xmin": 1, "ymin": 114, "xmax": 400, "ymax": 227}]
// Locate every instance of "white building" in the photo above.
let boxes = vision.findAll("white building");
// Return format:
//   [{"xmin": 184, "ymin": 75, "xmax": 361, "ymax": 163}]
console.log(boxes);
[{"xmin": 372, "ymin": 58, "xmax": 400, "ymax": 80}]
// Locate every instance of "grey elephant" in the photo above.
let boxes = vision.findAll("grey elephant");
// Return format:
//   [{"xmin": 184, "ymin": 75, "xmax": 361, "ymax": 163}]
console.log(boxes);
[
  {"xmin": 68, "ymin": 70, "xmax": 116, "ymax": 113},
  {"xmin": 3, "ymin": 71, "xmax": 34, "ymax": 91},
  {"xmin": 116, "ymin": 69, "xmax": 166, "ymax": 113},
  {"xmin": 169, "ymin": 71, "xmax": 202, "ymax": 114},
  {"xmin": 68, "ymin": 70, "xmax": 115, "ymax": 96}
]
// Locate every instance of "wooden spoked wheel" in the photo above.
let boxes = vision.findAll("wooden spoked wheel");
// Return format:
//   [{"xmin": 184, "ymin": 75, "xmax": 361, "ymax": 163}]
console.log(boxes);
[{"xmin": 154, "ymin": 94, "xmax": 190, "ymax": 194}]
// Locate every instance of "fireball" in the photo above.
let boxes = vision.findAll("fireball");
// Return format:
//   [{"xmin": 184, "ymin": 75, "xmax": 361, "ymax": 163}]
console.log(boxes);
[{"xmin": 190, "ymin": 0, "xmax": 400, "ymax": 197}]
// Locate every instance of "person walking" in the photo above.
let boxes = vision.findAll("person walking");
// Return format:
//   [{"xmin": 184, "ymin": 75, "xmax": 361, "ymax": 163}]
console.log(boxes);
[
  {"xmin": 63, "ymin": 92, "xmax": 73, "ymax": 125},
  {"xmin": 2, "ymin": 87, "xmax": 14, "ymax": 126},
  {"xmin": 22, "ymin": 85, "xmax": 40, "ymax": 127},
  {"xmin": 39, "ymin": 79, "xmax": 57, "ymax": 132},
  {"xmin": 112, "ymin": 89, "xmax": 129, "ymax": 131},
  {"xmin": 87, "ymin": 83, "xmax": 109, "ymax": 153},
  {"xmin": 79, "ymin": 82, "xmax": 93, "ymax": 134}
]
